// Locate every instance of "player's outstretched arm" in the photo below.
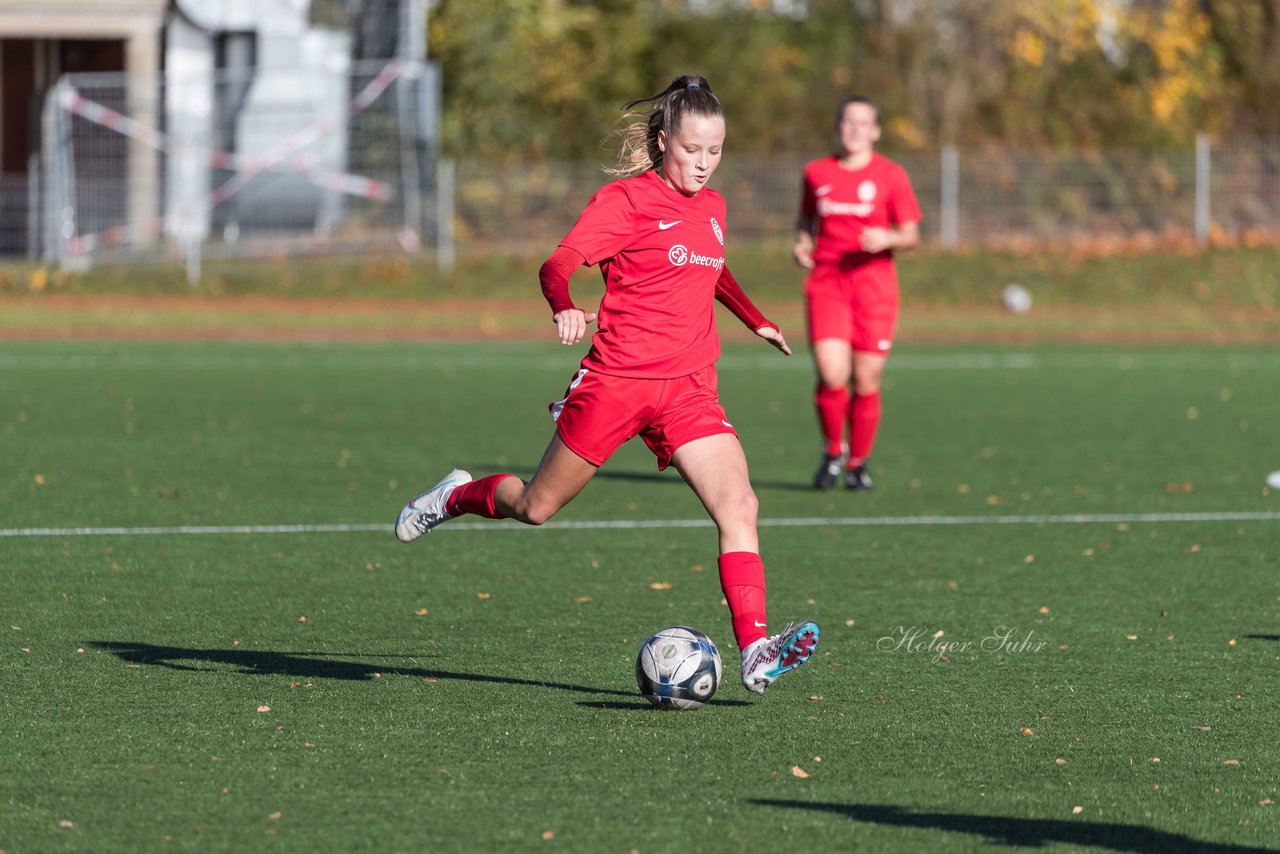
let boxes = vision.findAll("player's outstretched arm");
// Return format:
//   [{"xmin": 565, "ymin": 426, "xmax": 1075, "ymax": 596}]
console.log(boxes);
[
  {"xmin": 540, "ymin": 246, "xmax": 596, "ymax": 345},
  {"xmin": 714, "ymin": 266, "xmax": 791, "ymax": 356}
]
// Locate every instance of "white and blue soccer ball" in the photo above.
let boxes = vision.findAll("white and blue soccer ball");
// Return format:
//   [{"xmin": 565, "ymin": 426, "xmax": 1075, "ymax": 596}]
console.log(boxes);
[{"xmin": 635, "ymin": 626, "xmax": 722, "ymax": 710}]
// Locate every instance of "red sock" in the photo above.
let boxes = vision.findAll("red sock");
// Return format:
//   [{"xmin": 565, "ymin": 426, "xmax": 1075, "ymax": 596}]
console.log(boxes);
[
  {"xmin": 848, "ymin": 390, "xmax": 881, "ymax": 467},
  {"xmin": 443, "ymin": 474, "xmax": 514, "ymax": 519},
  {"xmin": 718, "ymin": 551, "xmax": 768, "ymax": 650},
  {"xmin": 814, "ymin": 384, "xmax": 848, "ymax": 457}
]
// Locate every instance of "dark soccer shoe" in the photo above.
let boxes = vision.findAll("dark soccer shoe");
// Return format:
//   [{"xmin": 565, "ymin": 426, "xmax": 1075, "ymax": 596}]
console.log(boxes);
[
  {"xmin": 844, "ymin": 463, "xmax": 873, "ymax": 491},
  {"xmin": 813, "ymin": 451, "xmax": 848, "ymax": 490}
]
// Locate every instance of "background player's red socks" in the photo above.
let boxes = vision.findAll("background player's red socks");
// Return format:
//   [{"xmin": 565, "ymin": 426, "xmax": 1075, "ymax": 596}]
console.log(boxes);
[
  {"xmin": 814, "ymin": 383, "xmax": 849, "ymax": 457},
  {"xmin": 718, "ymin": 551, "xmax": 768, "ymax": 650},
  {"xmin": 848, "ymin": 390, "xmax": 881, "ymax": 466},
  {"xmin": 443, "ymin": 474, "xmax": 513, "ymax": 519}
]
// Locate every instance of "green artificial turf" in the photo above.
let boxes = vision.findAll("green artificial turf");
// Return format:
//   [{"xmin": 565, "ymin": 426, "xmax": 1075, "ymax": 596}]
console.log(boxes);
[{"xmin": 2, "ymin": 341, "xmax": 1278, "ymax": 852}]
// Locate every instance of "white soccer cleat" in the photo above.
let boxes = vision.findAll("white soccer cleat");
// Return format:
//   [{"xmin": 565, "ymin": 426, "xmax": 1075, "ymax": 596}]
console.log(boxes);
[
  {"xmin": 740, "ymin": 621, "xmax": 820, "ymax": 695},
  {"xmin": 395, "ymin": 468, "xmax": 472, "ymax": 542}
]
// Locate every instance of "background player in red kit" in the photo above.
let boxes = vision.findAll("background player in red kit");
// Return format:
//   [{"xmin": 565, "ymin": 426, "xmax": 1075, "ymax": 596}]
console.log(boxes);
[
  {"xmin": 395, "ymin": 74, "xmax": 818, "ymax": 696},
  {"xmin": 794, "ymin": 96, "xmax": 921, "ymax": 490}
]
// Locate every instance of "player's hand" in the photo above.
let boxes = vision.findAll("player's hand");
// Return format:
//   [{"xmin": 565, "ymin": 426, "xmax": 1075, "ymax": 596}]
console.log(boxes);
[
  {"xmin": 553, "ymin": 308, "xmax": 596, "ymax": 345},
  {"xmin": 860, "ymin": 227, "xmax": 894, "ymax": 253},
  {"xmin": 755, "ymin": 325, "xmax": 792, "ymax": 356},
  {"xmin": 792, "ymin": 241, "xmax": 815, "ymax": 269}
]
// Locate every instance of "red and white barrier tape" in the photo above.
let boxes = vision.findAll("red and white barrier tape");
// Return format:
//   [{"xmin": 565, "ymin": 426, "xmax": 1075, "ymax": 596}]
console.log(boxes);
[{"xmin": 58, "ymin": 59, "xmax": 407, "ymax": 253}]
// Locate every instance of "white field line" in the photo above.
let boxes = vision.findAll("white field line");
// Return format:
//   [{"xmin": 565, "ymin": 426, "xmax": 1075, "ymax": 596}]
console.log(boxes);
[{"xmin": 2, "ymin": 510, "xmax": 1277, "ymax": 538}]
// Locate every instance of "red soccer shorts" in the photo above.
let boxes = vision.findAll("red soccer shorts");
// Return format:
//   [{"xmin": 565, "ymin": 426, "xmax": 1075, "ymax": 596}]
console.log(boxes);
[
  {"xmin": 804, "ymin": 261, "xmax": 900, "ymax": 353},
  {"xmin": 548, "ymin": 365, "xmax": 737, "ymax": 470}
]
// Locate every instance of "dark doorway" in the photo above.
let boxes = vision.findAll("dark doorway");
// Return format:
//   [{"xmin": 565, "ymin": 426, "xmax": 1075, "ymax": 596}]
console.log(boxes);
[{"xmin": 0, "ymin": 37, "xmax": 126, "ymax": 255}]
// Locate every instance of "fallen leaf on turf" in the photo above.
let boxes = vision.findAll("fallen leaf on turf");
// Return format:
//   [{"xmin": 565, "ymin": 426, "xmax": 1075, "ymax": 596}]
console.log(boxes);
[
  {"xmin": 542, "ymin": 831, "xmax": 555, "ymax": 840},
  {"xmin": 573, "ymin": 597, "xmax": 593, "ymax": 603},
  {"xmin": 808, "ymin": 695, "xmax": 823, "ymax": 701},
  {"xmin": 1126, "ymin": 635, "xmax": 1138, "ymax": 641},
  {"xmin": 1193, "ymin": 725, "xmax": 1212, "ymax": 731},
  {"xmin": 1228, "ymin": 638, "xmax": 1237, "ymax": 647},
  {"xmin": 476, "ymin": 592, "xmax": 491, "ymax": 600},
  {"xmin": 414, "ymin": 608, "xmax": 429, "ymax": 616},
  {"xmin": 256, "ymin": 705, "xmax": 271, "ymax": 713},
  {"xmin": 75, "ymin": 647, "xmax": 84, "ymax": 653},
  {"xmin": 1224, "ymin": 759, "xmax": 1240, "ymax": 766},
  {"xmin": 59, "ymin": 820, "xmax": 75, "ymax": 828},
  {"xmin": 690, "ymin": 564, "xmax": 703, "ymax": 572},
  {"xmin": 648, "ymin": 582, "xmax": 672, "ymax": 591},
  {"xmin": 1055, "ymin": 758, "xmax": 1067, "ymax": 766},
  {"xmin": 1261, "ymin": 799, "xmax": 1274, "ymax": 806},
  {"xmin": 268, "ymin": 811, "xmax": 282, "ymax": 820},
  {"xmin": 1024, "ymin": 554, "xmax": 1035, "ymax": 564},
  {"xmin": 304, "ymin": 742, "xmax": 315, "ymax": 749},
  {"xmin": 423, "ymin": 678, "xmax": 438, "ymax": 684},
  {"xmin": 1038, "ymin": 606, "xmax": 1050, "ymax": 614},
  {"xmin": 1151, "ymin": 757, "xmax": 1161, "ymax": 763},
  {"xmin": 791, "ymin": 766, "xmax": 810, "ymax": 778},
  {"xmin": 1165, "ymin": 482, "xmax": 1194, "ymax": 493},
  {"xmin": 845, "ymin": 619, "xmax": 855, "ymax": 627},
  {"xmin": 296, "ymin": 615, "xmax": 308, "ymax": 623},
  {"xmin": 1020, "ymin": 728, "xmax": 1035, "ymax": 736},
  {"xmin": 1071, "ymin": 806, "xmax": 1083, "ymax": 815}
]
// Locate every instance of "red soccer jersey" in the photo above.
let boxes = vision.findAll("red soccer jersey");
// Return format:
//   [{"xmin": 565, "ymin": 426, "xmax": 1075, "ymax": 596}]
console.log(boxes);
[
  {"xmin": 800, "ymin": 153, "xmax": 921, "ymax": 267},
  {"xmin": 560, "ymin": 169, "xmax": 730, "ymax": 379}
]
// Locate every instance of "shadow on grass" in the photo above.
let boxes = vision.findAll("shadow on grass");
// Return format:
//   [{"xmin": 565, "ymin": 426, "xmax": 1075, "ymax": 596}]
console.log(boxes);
[
  {"xmin": 577, "ymin": 697, "xmax": 751, "ymax": 711},
  {"xmin": 748, "ymin": 799, "xmax": 1276, "ymax": 853},
  {"xmin": 1244, "ymin": 634, "xmax": 1280, "ymax": 642},
  {"xmin": 88, "ymin": 641, "xmax": 634, "ymax": 697}
]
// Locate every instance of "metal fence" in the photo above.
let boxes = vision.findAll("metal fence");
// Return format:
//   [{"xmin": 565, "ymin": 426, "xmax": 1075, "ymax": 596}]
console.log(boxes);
[
  {"xmin": 450, "ymin": 141, "xmax": 1280, "ymax": 256},
  {"xmin": 19, "ymin": 59, "xmax": 437, "ymax": 276},
  {"xmin": 2, "ymin": 59, "xmax": 1278, "ymax": 273}
]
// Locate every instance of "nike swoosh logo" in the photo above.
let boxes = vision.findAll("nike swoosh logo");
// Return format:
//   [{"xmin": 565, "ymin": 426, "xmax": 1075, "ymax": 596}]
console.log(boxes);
[
  {"xmin": 815, "ymin": 184, "xmax": 834, "ymax": 196},
  {"xmin": 658, "ymin": 220, "xmax": 682, "ymax": 230},
  {"xmin": 754, "ymin": 620, "xmax": 767, "ymax": 628}
]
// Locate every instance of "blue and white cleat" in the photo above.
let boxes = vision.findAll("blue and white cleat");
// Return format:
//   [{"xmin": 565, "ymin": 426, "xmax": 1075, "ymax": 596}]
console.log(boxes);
[
  {"xmin": 395, "ymin": 468, "xmax": 472, "ymax": 542},
  {"xmin": 740, "ymin": 621, "xmax": 820, "ymax": 695}
]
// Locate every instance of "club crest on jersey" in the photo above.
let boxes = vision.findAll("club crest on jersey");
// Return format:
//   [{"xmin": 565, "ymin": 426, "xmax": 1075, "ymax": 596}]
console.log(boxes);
[
  {"xmin": 668, "ymin": 244, "xmax": 724, "ymax": 271},
  {"xmin": 710, "ymin": 217, "xmax": 724, "ymax": 246}
]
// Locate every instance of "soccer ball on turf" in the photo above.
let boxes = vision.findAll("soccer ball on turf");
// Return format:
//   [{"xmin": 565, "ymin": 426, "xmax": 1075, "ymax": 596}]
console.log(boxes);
[{"xmin": 635, "ymin": 626, "xmax": 722, "ymax": 710}]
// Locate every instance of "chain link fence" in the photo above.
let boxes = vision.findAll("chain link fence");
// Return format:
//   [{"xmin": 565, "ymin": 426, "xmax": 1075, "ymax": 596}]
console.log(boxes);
[
  {"xmin": 1, "ymin": 59, "xmax": 1277, "ymax": 273},
  {"xmin": 451, "ymin": 142, "xmax": 1280, "ymax": 256},
  {"xmin": 26, "ymin": 59, "xmax": 437, "ymax": 277}
]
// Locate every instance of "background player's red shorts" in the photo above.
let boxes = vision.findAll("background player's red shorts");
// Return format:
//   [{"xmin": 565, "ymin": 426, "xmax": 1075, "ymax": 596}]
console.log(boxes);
[
  {"xmin": 804, "ymin": 261, "xmax": 900, "ymax": 353},
  {"xmin": 549, "ymin": 365, "xmax": 737, "ymax": 470}
]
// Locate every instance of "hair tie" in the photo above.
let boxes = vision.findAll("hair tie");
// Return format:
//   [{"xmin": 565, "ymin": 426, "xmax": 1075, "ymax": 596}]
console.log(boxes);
[{"xmin": 686, "ymin": 82, "xmax": 700, "ymax": 90}]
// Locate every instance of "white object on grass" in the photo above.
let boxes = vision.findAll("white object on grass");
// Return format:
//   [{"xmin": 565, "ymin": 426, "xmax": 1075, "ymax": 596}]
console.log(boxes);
[{"xmin": 1002, "ymin": 283, "xmax": 1033, "ymax": 314}]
